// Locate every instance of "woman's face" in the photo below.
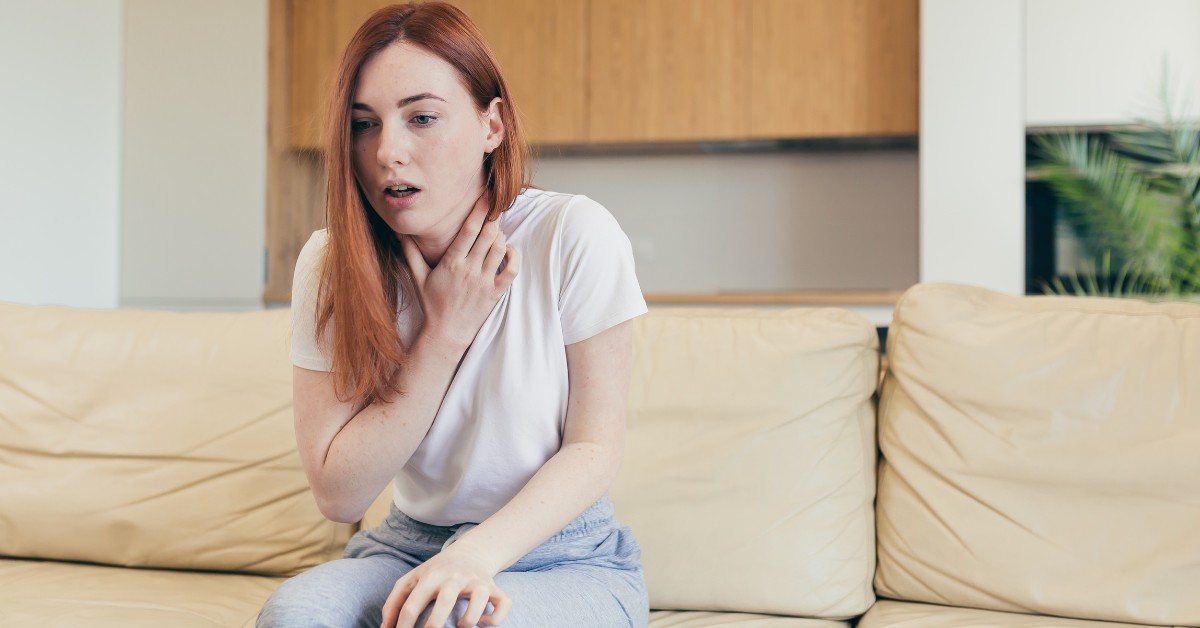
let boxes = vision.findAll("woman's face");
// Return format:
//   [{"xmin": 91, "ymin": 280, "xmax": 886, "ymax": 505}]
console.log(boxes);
[{"xmin": 350, "ymin": 42, "xmax": 502, "ymax": 239}]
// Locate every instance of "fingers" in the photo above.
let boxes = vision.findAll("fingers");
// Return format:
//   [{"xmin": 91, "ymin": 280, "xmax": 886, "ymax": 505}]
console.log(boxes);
[
  {"xmin": 424, "ymin": 586, "xmax": 461, "ymax": 628},
  {"xmin": 385, "ymin": 578, "xmax": 508, "ymax": 628},
  {"xmin": 445, "ymin": 193, "xmax": 491, "ymax": 262},
  {"xmin": 400, "ymin": 235, "xmax": 429, "ymax": 287},
  {"xmin": 459, "ymin": 589, "xmax": 491, "ymax": 628},
  {"xmin": 486, "ymin": 589, "xmax": 512, "ymax": 626},
  {"xmin": 380, "ymin": 575, "xmax": 415, "ymax": 628},
  {"xmin": 473, "ymin": 189, "xmax": 492, "ymax": 220},
  {"xmin": 493, "ymin": 246, "xmax": 520, "ymax": 291},
  {"xmin": 396, "ymin": 579, "xmax": 439, "ymax": 628},
  {"xmin": 481, "ymin": 233, "xmax": 508, "ymax": 275},
  {"xmin": 402, "ymin": 582, "xmax": 498, "ymax": 628},
  {"xmin": 465, "ymin": 217, "xmax": 500, "ymax": 268}
]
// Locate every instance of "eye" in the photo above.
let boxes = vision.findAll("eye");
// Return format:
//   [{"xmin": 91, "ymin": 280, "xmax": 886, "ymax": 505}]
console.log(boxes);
[
  {"xmin": 412, "ymin": 114, "xmax": 438, "ymax": 127},
  {"xmin": 350, "ymin": 118, "xmax": 375, "ymax": 134}
]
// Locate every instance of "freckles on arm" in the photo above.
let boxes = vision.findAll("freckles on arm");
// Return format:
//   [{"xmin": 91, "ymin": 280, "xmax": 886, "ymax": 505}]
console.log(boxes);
[{"xmin": 560, "ymin": 321, "xmax": 632, "ymax": 461}]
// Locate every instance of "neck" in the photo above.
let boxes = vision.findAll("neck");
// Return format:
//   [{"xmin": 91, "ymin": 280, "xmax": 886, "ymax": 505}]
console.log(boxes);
[
  {"xmin": 407, "ymin": 186, "xmax": 483, "ymax": 268},
  {"xmin": 409, "ymin": 231, "xmax": 456, "ymax": 269}
]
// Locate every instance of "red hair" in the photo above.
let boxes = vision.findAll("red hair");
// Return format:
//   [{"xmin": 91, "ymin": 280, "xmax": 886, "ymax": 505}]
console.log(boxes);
[{"xmin": 313, "ymin": 2, "xmax": 531, "ymax": 407}]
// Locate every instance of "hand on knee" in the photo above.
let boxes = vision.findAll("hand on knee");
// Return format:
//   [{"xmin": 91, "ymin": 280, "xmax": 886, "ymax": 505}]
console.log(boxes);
[{"xmin": 414, "ymin": 597, "xmax": 497, "ymax": 628}]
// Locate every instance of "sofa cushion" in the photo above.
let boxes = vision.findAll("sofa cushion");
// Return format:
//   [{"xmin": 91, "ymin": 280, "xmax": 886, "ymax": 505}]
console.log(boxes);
[
  {"xmin": 610, "ymin": 307, "xmax": 880, "ymax": 619},
  {"xmin": 649, "ymin": 610, "xmax": 849, "ymax": 627},
  {"xmin": 0, "ymin": 302, "xmax": 351, "ymax": 576},
  {"xmin": 874, "ymin": 283, "xmax": 1200, "ymax": 626},
  {"xmin": 0, "ymin": 557, "xmax": 282, "ymax": 627},
  {"xmin": 858, "ymin": 600, "xmax": 1180, "ymax": 627}
]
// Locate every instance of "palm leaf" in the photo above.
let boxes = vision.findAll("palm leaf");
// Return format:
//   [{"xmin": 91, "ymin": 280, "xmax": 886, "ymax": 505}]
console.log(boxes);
[
  {"xmin": 1038, "ymin": 250, "xmax": 1156, "ymax": 297},
  {"xmin": 1033, "ymin": 132, "xmax": 1174, "ymax": 285},
  {"xmin": 1031, "ymin": 67, "xmax": 1200, "ymax": 300}
]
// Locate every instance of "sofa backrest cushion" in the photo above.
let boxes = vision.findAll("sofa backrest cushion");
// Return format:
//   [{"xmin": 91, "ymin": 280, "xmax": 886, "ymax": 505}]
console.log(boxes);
[
  {"xmin": 0, "ymin": 302, "xmax": 352, "ymax": 576},
  {"xmin": 609, "ymin": 307, "xmax": 880, "ymax": 619},
  {"xmin": 874, "ymin": 283, "xmax": 1200, "ymax": 626}
]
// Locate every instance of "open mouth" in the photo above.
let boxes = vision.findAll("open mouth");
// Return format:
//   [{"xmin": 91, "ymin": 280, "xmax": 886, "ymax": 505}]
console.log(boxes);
[{"xmin": 384, "ymin": 184, "xmax": 420, "ymax": 198}]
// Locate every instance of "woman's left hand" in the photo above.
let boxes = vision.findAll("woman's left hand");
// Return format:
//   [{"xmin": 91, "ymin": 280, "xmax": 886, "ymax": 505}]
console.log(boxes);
[{"xmin": 380, "ymin": 542, "xmax": 512, "ymax": 628}]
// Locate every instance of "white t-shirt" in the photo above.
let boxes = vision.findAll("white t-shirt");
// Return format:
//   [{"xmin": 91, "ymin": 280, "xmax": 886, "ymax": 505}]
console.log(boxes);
[{"xmin": 290, "ymin": 189, "xmax": 647, "ymax": 526}]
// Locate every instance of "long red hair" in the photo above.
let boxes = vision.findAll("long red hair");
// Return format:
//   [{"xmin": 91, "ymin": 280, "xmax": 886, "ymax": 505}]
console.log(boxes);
[{"xmin": 313, "ymin": 2, "xmax": 530, "ymax": 407}]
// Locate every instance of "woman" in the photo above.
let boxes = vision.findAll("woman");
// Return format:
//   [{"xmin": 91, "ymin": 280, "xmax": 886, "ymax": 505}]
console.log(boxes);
[{"xmin": 257, "ymin": 2, "xmax": 649, "ymax": 627}]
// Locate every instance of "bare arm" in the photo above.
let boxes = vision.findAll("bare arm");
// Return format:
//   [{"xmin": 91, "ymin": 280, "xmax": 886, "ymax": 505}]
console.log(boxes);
[
  {"xmin": 292, "ymin": 327, "xmax": 467, "ymax": 523},
  {"xmin": 293, "ymin": 197, "xmax": 520, "ymax": 523}
]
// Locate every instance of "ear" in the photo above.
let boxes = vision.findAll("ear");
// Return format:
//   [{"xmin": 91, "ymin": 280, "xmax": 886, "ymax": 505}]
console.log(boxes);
[{"xmin": 482, "ymin": 97, "xmax": 505, "ymax": 154}]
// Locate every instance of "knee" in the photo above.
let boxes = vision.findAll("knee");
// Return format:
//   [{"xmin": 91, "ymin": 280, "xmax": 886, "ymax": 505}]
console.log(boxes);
[
  {"xmin": 255, "ymin": 577, "xmax": 363, "ymax": 628},
  {"xmin": 414, "ymin": 597, "xmax": 494, "ymax": 628}
]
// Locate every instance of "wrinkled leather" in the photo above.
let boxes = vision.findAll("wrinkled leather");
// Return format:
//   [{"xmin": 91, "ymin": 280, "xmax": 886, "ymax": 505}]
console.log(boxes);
[
  {"xmin": 874, "ymin": 283, "xmax": 1200, "ymax": 626},
  {"xmin": 610, "ymin": 307, "xmax": 880, "ymax": 619},
  {"xmin": 0, "ymin": 302, "xmax": 351, "ymax": 576},
  {"xmin": 649, "ymin": 610, "xmax": 849, "ymax": 627},
  {"xmin": 859, "ymin": 600, "xmax": 1181, "ymax": 627},
  {"xmin": 0, "ymin": 557, "xmax": 281, "ymax": 627},
  {"xmin": 7, "ymin": 282, "xmax": 1196, "ymax": 627}
]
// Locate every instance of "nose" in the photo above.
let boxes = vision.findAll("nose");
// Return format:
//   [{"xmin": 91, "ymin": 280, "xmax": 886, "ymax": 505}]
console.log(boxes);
[{"xmin": 376, "ymin": 121, "xmax": 411, "ymax": 168}]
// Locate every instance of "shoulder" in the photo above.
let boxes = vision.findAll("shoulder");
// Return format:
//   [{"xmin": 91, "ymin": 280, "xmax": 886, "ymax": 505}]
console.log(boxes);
[
  {"xmin": 503, "ymin": 188, "xmax": 576, "ymax": 224},
  {"xmin": 292, "ymin": 229, "xmax": 330, "ymax": 297},
  {"xmin": 297, "ymin": 229, "xmax": 330, "ymax": 265},
  {"xmin": 506, "ymin": 188, "xmax": 621, "ymax": 238},
  {"xmin": 289, "ymin": 230, "xmax": 335, "ymax": 371},
  {"xmin": 551, "ymin": 193, "xmax": 628, "ymax": 251}
]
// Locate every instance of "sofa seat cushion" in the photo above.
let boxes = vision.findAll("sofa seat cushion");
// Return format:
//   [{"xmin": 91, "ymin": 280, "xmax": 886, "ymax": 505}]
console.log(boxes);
[
  {"xmin": 611, "ymin": 307, "xmax": 880, "ymax": 619},
  {"xmin": 0, "ymin": 557, "xmax": 282, "ymax": 627},
  {"xmin": 649, "ymin": 610, "xmax": 849, "ymax": 626},
  {"xmin": 858, "ymin": 600, "xmax": 1183, "ymax": 627},
  {"xmin": 874, "ymin": 283, "xmax": 1200, "ymax": 626}
]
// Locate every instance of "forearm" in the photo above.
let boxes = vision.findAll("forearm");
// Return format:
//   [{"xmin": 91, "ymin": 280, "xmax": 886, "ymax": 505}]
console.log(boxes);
[
  {"xmin": 452, "ymin": 441, "xmax": 623, "ymax": 574},
  {"xmin": 311, "ymin": 329, "xmax": 467, "ymax": 521}
]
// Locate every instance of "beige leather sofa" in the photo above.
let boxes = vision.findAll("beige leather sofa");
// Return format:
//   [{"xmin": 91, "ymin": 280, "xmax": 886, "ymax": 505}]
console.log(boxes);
[{"xmin": 1, "ymin": 283, "xmax": 1196, "ymax": 627}]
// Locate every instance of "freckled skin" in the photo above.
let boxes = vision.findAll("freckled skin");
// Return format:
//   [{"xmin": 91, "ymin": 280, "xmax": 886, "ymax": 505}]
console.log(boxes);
[{"xmin": 350, "ymin": 42, "xmax": 503, "ymax": 266}]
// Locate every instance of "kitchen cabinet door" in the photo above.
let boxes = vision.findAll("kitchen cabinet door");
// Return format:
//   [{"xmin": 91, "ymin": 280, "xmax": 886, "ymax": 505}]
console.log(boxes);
[
  {"xmin": 452, "ymin": 0, "xmax": 588, "ymax": 145},
  {"xmin": 289, "ymin": 0, "xmax": 383, "ymax": 150},
  {"xmin": 288, "ymin": 0, "xmax": 587, "ymax": 149},
  {"xmin": 748, "ymin": 0, "xmax": 918, "ymax": 138},
  {"xmin": 588, "ymin": 0, "xmax": 750, "ymax": 143}
]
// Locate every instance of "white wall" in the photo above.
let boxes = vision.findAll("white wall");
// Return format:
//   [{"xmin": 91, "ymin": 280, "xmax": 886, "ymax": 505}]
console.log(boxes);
[
  {"xmin": 920, "ymin": 0, "xmax": 1027, "ymax": 294},
  {"xmin": 1027, "ymin": 0, "xmax": 1200, "ymax": 127},
  {"xmin": 120, "ymin": 0, "xmax": 267, "ymax": 309},
  {"xmin": 534, "ymin": 149, "xmax": 918, "ymax": 294},
  {"xmin": 0, "ymin": 1, "xmax": 123, "ymax": 308}
]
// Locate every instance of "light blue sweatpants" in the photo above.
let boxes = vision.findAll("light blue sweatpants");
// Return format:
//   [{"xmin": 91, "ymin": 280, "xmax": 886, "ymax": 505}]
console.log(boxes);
[{"xmin": 256, "ymin": 495, "xmax": 649, "ymax": 627}]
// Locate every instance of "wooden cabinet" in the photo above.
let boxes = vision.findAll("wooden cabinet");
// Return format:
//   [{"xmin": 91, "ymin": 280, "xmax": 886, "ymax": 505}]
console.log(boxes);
[
  {"xmin": 748, "ymin": 0, "xmax": 918, "ymax": 138},
  {"xmin": 289, "ymin": 0, "xmax": 381, "ymax": 150},
  {"xmin": 454, "ymin": 0, "xmax": 588, "ymax": 145},
  {"xmin": 286, "ymin": 0, "xmax": 917, "ymax": 149},
  {"xmin": 269, "ymin": 0, "xmax": 918, "ymax": 303},
  {"xmin": 288, "ymin": 0, "xmax": 587, "ymax": 149},
  {"xmin": 588, "ymin": 0, "xmax": 749, "ymax": 143},
  {"xmin": 589, "ymin": 0, "xmax": 917, "ymax": 143}
]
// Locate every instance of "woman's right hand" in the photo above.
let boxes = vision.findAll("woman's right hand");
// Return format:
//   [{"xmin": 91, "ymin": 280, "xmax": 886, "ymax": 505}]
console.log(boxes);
[{"xmin": 400, "ymin": 194, "xmax": 521, "ymax": 352}]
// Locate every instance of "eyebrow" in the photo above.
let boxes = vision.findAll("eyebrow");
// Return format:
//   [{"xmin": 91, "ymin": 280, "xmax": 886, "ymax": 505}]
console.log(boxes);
[{"xmin": 351, "ymin": 92, "xmax": 446, "ymax": 111}]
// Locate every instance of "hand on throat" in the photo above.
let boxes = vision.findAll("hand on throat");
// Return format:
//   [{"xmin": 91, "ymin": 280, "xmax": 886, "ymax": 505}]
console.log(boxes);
[{"xmin": 408, "ymin": 186, "xmax": 484, "ymax": 268}]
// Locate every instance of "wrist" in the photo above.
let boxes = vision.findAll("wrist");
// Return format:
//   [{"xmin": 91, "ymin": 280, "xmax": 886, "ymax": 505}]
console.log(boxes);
[
  {"xmin": 444, "ymin": 535, "xmax": 506, "ymax": 576},
  {"xmin": 416, "ymin": 323, "xmax": 472, "ymax": 356}
]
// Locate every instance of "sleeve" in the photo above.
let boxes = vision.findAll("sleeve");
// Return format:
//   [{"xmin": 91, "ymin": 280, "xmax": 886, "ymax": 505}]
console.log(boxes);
[
  {"xmin": 289, "ymin": 230, "xmax": 335, "ymax": 371},
  {"xmin": 556, "ymin": 196, "xmax": 648, "ymax": 345}
]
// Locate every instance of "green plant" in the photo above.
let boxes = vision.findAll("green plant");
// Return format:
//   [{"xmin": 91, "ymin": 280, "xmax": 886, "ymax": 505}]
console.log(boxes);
[{"xmin": 1030, "ymin": 72, "xmax": 1200, "ymax": 301}]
